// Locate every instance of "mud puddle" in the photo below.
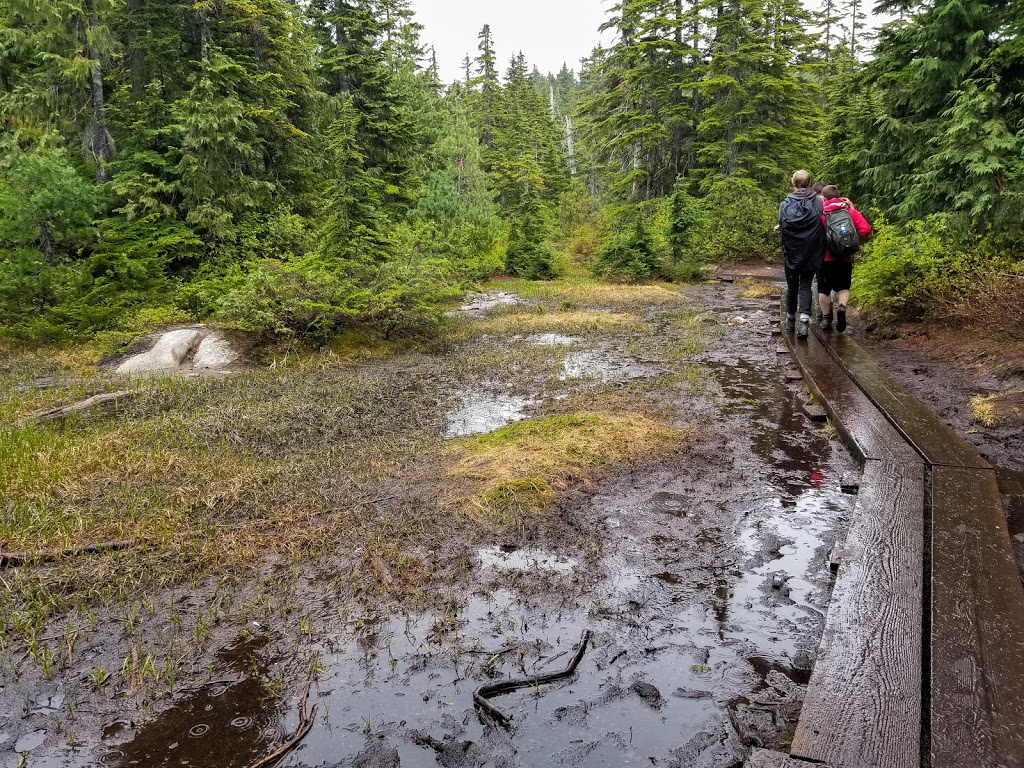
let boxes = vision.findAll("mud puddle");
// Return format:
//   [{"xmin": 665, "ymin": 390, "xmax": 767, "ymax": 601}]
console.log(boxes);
[
  {"xmin": 445, "ymin": 392, "xmax": 538, "ymax": 437},
  {"xmin": 9, "ymin": 285, "xmax": 856, "ymax": 768}
]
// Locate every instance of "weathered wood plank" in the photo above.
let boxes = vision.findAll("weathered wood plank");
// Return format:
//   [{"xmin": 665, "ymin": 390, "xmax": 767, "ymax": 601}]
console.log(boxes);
[
  {"xmin": 931, "ymin": 466, "xmax": 1024, "ymax": 768},
  {"xmin": 792, "ymin": 459, "xmax": 924, "ymax": 768},
  {"xmin": 787, "ymin": 331, "xmax": 920, "ymax": 464},
  {"xmin": 816, "ymin": 332, "xmax": 988, "ymax": 469},
  {"xmin": 745, "ymin": 748, "xmax": 831, "ymax": 767}
]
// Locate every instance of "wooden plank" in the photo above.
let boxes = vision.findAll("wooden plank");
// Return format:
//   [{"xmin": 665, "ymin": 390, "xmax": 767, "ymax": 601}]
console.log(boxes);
[
  {"xmin": 816, "ymin": 332, "xmax": 988, "ymax": 469},
  {"xmin": 787, "ymin": 330, "xmax": 920, "ymax": 465},
  {"xmin": 745, "ymin": 748, "xmax": 830, "ymax": 767},
  {"xmin": 792, "ymin": 459, "xmax": 924, "ymax": 768},
  {"xmin": 931, "ymin": 466, "xmax": 1024, "ymax": 768}
]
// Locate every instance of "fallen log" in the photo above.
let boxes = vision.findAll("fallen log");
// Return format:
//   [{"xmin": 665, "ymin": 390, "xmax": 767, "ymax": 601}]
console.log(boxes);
[
  {"xmin": 28, "ymin": 391, "xmax": 134, "ymax": 424},
  {"xmin": 0, "ymin": 540, "xmax": 135, "ymax": 569},
  {"xmin": 473, "ymin": 629, "xmax": 591, "ymax": 727}
]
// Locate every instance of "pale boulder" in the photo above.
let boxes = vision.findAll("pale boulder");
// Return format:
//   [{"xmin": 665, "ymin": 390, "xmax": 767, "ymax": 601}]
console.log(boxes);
[
  {"xmin": 117, "ymin": 328, "xmax": 201, "ymax": 374},
  {"xmin": 193, "ymin": 333, "xmax": 239, "ymax": 370}
]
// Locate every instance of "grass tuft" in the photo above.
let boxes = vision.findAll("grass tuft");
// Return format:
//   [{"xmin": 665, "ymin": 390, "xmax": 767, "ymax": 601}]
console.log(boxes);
[
  {"xmin": 970, "ymin": 390, "xmax": 1024, "ymax": 428},
  {"xmin": 450, "ymin": 412, "xmax": 687, "ymax": 518},
  {"xmin": 478, "ymin": 477, "xmax": 554, "ymax": 520},
  {"xmin": 737, "ymin": 280, "xmax": 782, "ymax": 299}
]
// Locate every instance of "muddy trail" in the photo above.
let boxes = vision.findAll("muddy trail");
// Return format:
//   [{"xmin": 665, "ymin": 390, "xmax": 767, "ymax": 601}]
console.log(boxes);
[{"xmin": 1, "ymin": 281, "xmax": 856, "ymax": 768}]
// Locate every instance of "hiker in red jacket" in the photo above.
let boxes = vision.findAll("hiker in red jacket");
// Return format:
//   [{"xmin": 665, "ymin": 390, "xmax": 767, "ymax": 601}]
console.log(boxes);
[{"xmin": 818, "ymin": 185, "xmax": 871, "ymax": 333}]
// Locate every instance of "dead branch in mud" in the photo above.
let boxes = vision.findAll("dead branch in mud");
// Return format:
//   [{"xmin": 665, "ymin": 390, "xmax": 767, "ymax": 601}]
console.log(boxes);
[
  {"xmin": 245, "ymin": 678, "xmax": 319, "ymax": 768},
  {"xmin": 27, "ymin": 391, "xmax": 134, "ymax": 424},
  {"xmin": 473, "ymin": 629, "xmax": 591, "ymax": 728},
  {"xmin": 1, "ymin": 540, "xmax": 135, "ymax": 569}
]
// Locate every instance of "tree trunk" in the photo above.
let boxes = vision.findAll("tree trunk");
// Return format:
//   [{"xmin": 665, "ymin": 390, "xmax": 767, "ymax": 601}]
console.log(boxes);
[
  {"xmin": 670, "ymin": 0, "xmax": 684, "ymax": 183},
  {"xmin": 126, "ymin": 0, "xmax": 145, "ymax": 98},
  {"xmin": 87, "ymin": 0, "xmax": 111, "ymax": 185}
]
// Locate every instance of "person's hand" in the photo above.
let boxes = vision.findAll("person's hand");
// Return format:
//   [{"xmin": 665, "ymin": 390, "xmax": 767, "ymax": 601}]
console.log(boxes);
[{"xmin": 773, "ymin": 224, "xmax": 780, "ymax": 234}]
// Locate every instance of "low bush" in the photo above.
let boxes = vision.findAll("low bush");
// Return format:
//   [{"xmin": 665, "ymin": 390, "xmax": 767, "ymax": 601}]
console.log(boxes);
[
  {"xmin": 853, "ymin": 215, "xmax": 1023, "ymax": 331},
  {"xmin": 591, "ymin": 218, "xmax": 662, "ymax": 281},
  {"xmin": 687, "ymin": 177, "xmax": 779, "ymax": 263},
  {"xmin": 506, "ymin": 236, "xmax": 559, "ymax": 280}
]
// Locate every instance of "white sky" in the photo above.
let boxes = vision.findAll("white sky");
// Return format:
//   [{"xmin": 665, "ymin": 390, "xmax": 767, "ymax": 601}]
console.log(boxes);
[
  {"xmin": 412, "ymin": 0, "xmax": 614, "ymax": 83},
  {"xmin": 412, "ymin": 0, "xmax": 890, "ymax": 84}
]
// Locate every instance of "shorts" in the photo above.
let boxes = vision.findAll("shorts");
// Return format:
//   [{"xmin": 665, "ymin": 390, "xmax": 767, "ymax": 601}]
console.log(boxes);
[{"xmin": 818, "ymin": 260, "xmax": 853, "ymax": 295}]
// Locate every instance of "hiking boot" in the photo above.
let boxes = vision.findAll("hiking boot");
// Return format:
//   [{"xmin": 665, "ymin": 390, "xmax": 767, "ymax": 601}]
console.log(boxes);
[
  {"xmin": 786, "ymin": 314, "xmax": 796, "ymax": 330},
  {"xmin": 820, "ymin": 312, "xmax": 833, "ymax": 332},
  {"xmin": 797, "ymin": 318, "xmax": 810, "ymax": 339},
  {"xmin": 836, "ymin": 305, "xmax": 847, "ymax": 333}
]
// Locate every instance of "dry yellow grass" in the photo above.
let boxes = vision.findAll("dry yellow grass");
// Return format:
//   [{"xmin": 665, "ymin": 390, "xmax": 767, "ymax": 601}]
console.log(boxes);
[
  {"xmin": 497, "ymin": 278, "xmax": 686, "ymax": 308},
  {"xmin": 970, "ymin": 390, "xmax": 1024, "ymax": 427},
  {"xmin": 470, "ymin": 310, "xmax": 640, "ymax": 336},
  {"xmin": 449, "ymin": 412, "xmax": 688, "ymax": 519},
  {"xmin": 738, "ymin": 280, "xmax": 782, "ymax": 299}
]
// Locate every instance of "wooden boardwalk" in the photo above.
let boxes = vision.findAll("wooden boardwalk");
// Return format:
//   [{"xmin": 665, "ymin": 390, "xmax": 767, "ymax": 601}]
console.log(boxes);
[{"xmin": 748, "ymin": 307, "xmax": 1024, "ymax": 767}]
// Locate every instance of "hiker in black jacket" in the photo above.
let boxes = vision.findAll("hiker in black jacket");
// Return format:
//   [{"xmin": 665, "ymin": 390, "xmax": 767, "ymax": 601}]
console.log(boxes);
[{"xmin": 778, "ymin": 170, "xmax": 825, "ymax": 339}]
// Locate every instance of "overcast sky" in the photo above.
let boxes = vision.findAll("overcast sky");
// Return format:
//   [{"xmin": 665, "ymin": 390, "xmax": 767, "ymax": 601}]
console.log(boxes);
[
  {"xmin": 411, "ymin": 1, "xmax": 889, "ymax": 84},
  {"xmin": 412, "ymin": 0, "xmax": 614, "ymax": 83}
]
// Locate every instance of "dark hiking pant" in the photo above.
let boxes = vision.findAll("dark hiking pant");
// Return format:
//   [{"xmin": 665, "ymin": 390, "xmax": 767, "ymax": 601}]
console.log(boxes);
[{"xmin": 785, "ymin": 267, "xmax": 815, "ymax": 319}]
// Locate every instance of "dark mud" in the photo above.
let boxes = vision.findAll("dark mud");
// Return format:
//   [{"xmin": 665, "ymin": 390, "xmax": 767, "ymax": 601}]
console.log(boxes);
[
  {"xmin": 854, "ymin": 324, "xmax": 1024, "ymax": 473},
  {"xmin": 2, "ymin": 284, "xmax": 856, "ymax": 768},
  {"xmin": 853, "ymin": 321, "xmax": 1024, "ymax": 581}
]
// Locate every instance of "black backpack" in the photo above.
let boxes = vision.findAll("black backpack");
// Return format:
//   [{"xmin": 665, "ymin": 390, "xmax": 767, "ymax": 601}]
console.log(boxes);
[
  {"xmin": 779, "ymin": 195, "xmax": 824, "ymax": 272},
  {"xmin": 825, "ymin": 208, "xmax": 861, "ymax": 259}
]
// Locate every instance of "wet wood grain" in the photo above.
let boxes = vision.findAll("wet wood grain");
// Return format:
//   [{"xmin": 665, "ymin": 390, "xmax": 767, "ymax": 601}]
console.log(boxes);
[
  {"xmin": 791, "ymin": 459, "xmax": 924, "ymax": 768},
  {"xmin": 745, "ymin": 748, "xmax": 832, "ymax": 767},
  {"xmin": 787, "ymin": 331, "xmax": 920, "ymax": 464},
  {"xmin": 931, "ymin": 466, "xmax": 1024, "ymax": 768},
  {"xmin": 816, "ymin": 332, "xmax": 988, "ymax": 469}
]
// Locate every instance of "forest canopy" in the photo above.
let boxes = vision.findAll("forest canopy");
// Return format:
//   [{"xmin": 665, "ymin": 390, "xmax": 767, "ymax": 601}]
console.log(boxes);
[{"xmin": 1, "ymin": 0, "xmax": 1021, "ymax": 343}]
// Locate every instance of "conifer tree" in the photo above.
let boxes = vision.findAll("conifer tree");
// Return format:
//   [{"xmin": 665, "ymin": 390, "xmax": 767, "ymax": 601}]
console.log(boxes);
[
  {"xmin": 858, "ymin": 0, "xmax": 1023, "ymax": 231},
  {"xmin": 466, "ymin": 24, "xmax": 501, "ymax": 150}
]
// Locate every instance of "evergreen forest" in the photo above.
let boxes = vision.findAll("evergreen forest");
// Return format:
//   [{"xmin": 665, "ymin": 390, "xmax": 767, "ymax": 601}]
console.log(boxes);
[{"xmin": 1, "ymin": 0, "xmax": 1022, "ymax": 344}]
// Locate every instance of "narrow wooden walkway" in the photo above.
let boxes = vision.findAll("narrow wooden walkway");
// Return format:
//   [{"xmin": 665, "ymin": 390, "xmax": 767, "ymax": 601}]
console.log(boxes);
[{"xmin": 748, "ymin": 307, "xmax": 1024, "ymax": 767}]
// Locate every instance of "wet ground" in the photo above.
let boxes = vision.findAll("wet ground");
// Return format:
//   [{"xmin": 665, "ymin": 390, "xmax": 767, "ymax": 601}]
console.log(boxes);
[
  {"xmin": 852, "ymin": 320, "xmax": 1024, "ymax": 580},
  {"xmin": 2, "ymin": 282, "xmax": 857, "ymax": 768},
  {"xmin": 853, "ymin": 323, "xmax": 1024, "ymax": 473}
]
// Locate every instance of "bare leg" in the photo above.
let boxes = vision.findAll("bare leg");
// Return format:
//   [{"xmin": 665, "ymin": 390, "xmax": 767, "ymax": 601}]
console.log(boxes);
[
  {"xmin": 835, "ymin": 290, "xmax": 850, "ymax": 333},
  {"xmin": 819, "ymin": 292, "xmax": 833, "ymax": 317}
]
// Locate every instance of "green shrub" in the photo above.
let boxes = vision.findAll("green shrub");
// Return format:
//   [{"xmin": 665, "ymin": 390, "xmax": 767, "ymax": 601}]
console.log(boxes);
[
  {"xmin": 190, "ymin": 245, "xmax": 457, "ymax": 342},
  {"xmin": 853, "ymin": 216, "xmax": 950, "ymax": 320},
  {"xmin": 506, "ymin": 236, "xmax": 558, "ymax": 280},
  {"xmin": 851, "ymin": 215, "xmax": 1020, "ymax": 324},
  {"xmin": 591, "ymin": 218, "xmax": 662, "ymax": 281},
  {"xmin": 688, "ymin": 177, "xmax": 778, "ymax": 263}
]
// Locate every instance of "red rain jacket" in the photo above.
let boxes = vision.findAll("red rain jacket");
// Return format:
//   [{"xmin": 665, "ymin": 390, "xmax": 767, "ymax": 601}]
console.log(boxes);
[{"xmin": 822, "ymin": 199, "xmax": 872, "ymax": 263}]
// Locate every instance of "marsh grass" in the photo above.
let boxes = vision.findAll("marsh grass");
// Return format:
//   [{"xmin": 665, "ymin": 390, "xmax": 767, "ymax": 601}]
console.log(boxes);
[
  {"xmin": 0, "ymin": 355, "xmax": 456, "ymax": 642},
  {"xmin": 496, "ymin": 277, "xmax": 686, "ymax": 308},
  {"xmin": 970, "ymin": 390, "xmax": 1024, "ymax": 428},
  {"xmin": 0, "ymin": 277, "xmax": 708, "ymax": 653},
  {"xmin": 463, "ymin": 309, "xmax": 640, "ymax": 338},
  {"xmin": 449, "ymin": 412, "xmax": 688, "ymax": 520},
  {"xmin": 737, "ymin": 279, "xmax": 782, "ymax": 299}
]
